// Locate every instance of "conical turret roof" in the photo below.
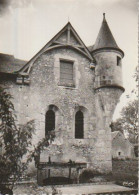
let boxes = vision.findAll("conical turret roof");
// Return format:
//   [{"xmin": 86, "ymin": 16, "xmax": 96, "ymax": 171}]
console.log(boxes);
[{"xmin": 92, "ymin": 14, "xmax": 124, "ymax": 56}]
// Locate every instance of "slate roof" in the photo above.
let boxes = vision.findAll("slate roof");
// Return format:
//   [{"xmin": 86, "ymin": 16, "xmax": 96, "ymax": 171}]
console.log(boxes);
[
  {"xmin": 89, "ymin": 14, "xmax": 123, "ymax": 55},
  {"xmin": 111, "ymin": 131, "xmax": 134, "ymax": 148},
  {"xmin": 0, "ymin": 53, "xmax": 27, "ymax": 74},
  {"xmin": 0, "ymin": 17, "xmax": 123, "ymax": 74}
]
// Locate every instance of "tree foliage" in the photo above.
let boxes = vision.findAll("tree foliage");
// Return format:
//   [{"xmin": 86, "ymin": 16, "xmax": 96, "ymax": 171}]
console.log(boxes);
[
  {"xmin": 0, "ymin": 87, "xmax": 55, "ymax": 190},
  {"xmin": 27, "ymin": 131, "xmax": 55, "ymax": 167},
  {"xmin": 111, "ymin": 99, "xmax": 138, "ymax": 144},
  {"xmin": 0, "ymin": 87, "xmax": 35, "ymax": 185},
  {"xmin": 126, "ymin": 66, "xmax": 138, "ymax": 99}
]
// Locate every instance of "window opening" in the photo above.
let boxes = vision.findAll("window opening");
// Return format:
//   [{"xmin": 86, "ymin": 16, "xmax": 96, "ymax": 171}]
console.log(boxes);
[
  {"xmin": 117, "ymin": 56, "xmax": 121, "ymax": 66},
  {"xmin": 60, "ymin": 60, "xmax": 74, "ymax": 86},
  {"xmin": 75, "ymin": 110, "xmax": 84, "ymax": 139},
  {"xmin": 45, "ymin": 110, "xmax": 55, "ymax": 136}
]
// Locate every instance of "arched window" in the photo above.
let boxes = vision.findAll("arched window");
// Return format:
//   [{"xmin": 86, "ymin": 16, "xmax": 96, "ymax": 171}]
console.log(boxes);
[
  {"xmin": 45, "ymin": 110, "xmax": 55, "ymax": 136},
  {"xmin": 75, "ymin": 111, "xmax": 84, "ymax": 139}
]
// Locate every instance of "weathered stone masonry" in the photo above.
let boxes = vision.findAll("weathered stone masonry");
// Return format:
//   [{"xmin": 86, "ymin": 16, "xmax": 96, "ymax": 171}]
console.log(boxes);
[{"xmin": 0, "ymin": 15, "xmax": 125, "ymax": 180}]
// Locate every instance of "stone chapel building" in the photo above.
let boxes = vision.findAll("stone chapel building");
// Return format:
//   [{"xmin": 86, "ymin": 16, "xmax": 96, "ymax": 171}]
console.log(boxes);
[
  {"xmin": 112, "ymin": 131, "xmax": 135, "ymax": 159},
  {"xmin": 0, "ymin": 14, "xmax": 124, "ymax": 178}
]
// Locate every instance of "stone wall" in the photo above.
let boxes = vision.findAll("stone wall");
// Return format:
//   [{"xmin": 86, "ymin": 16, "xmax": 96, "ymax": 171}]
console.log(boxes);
[
  {"xmin": 0, "ymin": 46, "xmax": 123, "ymax": 181},
  {"xmin": 0, "ymin": 48, "xmax": 96, "ymax": 164},
  {"xmin": 112, "ymin": 133, "xmax": 135, "ymax": 159},
  {"xmin": 93, "ymin": 50, "xmax": 123, "ymax": 89}
]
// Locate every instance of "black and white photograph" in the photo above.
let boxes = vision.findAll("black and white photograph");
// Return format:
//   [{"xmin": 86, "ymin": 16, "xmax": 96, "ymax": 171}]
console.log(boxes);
[{"xmin": 0, "ymin": 0, "xmax": 138, "ymax": 194}]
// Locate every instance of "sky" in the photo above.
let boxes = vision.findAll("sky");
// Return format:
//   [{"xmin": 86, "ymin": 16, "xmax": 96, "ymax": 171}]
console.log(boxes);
[{"xmin": 0, "ymin": 0, "xmax": 138, "ymax": 120}]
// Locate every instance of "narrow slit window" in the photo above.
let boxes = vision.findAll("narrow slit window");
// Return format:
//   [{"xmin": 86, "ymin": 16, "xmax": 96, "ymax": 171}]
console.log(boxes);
[
  {"xmin": 45, "ymin": 110, "xmax": 55, "ymax": 136},
  {"xmin": 60, "ymin": 60, "xmax": 74, "ymax": 86},
  {"xmin": 75, "ymin": 111, "xmax": 84, "ymax": 139},
  {"xmin": 117, "ymin": 56, "xmax": 121, "ymax": 66}
]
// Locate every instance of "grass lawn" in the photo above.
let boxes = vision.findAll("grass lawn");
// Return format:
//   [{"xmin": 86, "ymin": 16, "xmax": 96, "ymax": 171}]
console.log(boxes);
[
  {"xmin": 112, "ymin": 159, "xmax": 138, "ymax": 188},
  {"xmin": 12, "ymin": 159, "xmax": 138, "ymax": 194}
]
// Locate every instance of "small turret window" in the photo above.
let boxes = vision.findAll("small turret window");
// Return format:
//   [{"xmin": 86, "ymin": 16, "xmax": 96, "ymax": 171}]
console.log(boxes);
[{"xmin": 117, "ymin": 56, "xmax": 121, "ymax": 66}]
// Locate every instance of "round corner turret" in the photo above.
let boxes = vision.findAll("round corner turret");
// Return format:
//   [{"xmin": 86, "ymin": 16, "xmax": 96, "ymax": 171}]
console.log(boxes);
[
  {"xmin": 93, "ymin": 49, "xmax": 124, "ymax": 91},
  {"xmin": 91, "ymin": 14, "xmax": 124, "ymax": 91}
]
